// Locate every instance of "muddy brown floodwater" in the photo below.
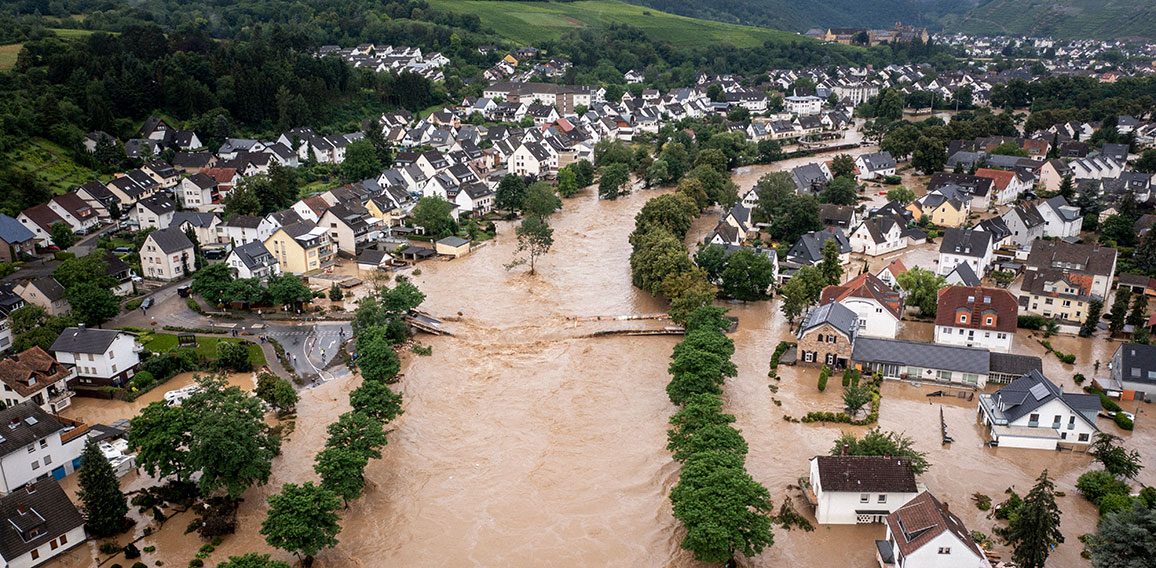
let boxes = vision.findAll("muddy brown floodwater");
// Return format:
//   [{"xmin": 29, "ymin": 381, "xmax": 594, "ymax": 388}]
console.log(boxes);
[{"xmin": 52, "ymin": 179, "xmax": 1156, "ymax": 568}]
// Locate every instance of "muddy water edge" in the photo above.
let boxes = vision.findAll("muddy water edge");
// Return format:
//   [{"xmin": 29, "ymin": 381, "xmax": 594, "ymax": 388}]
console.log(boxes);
[{"xmin": 59, "ymin": 183, "xmax": 1156, "ymax": 568}]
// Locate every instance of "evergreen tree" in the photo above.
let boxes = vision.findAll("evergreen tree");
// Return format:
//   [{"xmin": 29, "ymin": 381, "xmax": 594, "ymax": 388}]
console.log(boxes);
[
  {"xmin": 1134, "ymin": 233, "xmax": 1156, "ymax": 276},
  {"xmin": 1109, "ymin": 288, "xmax": 1131, "ymax": 334},
  {"xmin": 819, "ymin": 238, "xmax": 843, "ymax": 285},
  {"xmin": 1057, "ymin": 174, "xmax": 1075, "ymax": 201},
  {"xmin": 1083, "ymin": 300, "xmax": 1104, "ymax": 336},
  {"xmin": 1005, "ymin": 470, "xmax": 1064, "ymax": 568},
  {"xmin": 77, "ymin": 439, "xmax": 128, "ymax": 536},
  {"xmin": 1127, "ymin": 294, "xmax": 1148, "ymax": 328}
]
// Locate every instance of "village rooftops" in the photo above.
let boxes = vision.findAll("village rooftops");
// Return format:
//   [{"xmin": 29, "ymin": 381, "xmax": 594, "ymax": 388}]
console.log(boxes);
[
  {"xmin": 0, "ymin": 347, "xmax": 71, "ymax": 398},
  {"xmin": 0, "ymin": 403, "xmax": 67, "ymax": 457},
  {"xmin": 50, "ymin": 326, "xmax": 129, "ymax": 355},
  {"xmin": 852, "ymin": 337, "xmax": 990, "ymax": 376},
  {"xmin": 883, "ymin": 491, "xmax": 986, "ymax": 561},
  {"xmin": 981, "ymin": 370, "xmax": 1100, "ymax": 427}
]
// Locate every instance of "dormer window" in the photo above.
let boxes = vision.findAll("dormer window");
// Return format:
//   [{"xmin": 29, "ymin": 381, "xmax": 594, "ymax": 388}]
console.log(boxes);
[{"xmin": 986, "ymin": 316, "xmax": 995, "ymax": 326}]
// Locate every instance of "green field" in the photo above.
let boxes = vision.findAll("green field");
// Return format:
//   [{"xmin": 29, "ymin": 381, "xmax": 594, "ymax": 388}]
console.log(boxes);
[
  {"xmin": 952, "ymin": 0, "xmax": 1156, "ymax": 40},
  {"xmin": 425, "ymin": 0, "xmax": 805, "ymax": 49},
  {"xmin": 0, "ymin": 44, "xmax": 20, "ymax": 71},
  {"xmin": 144, "ymin": 333, "xmax": 268, "ymax": 366},
  {"xmin": 47, "ymin": 28, "xmax": 102, "ymax": 39},
  {"xmin": 5, "ymin": 138, "xmax": 105, "ymax": 194}
]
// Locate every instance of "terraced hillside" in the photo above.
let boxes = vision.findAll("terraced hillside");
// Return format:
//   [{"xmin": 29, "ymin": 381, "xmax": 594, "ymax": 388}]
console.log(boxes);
[
  {"xmin": 953, "ymin": 0, "xmax": 1156, "ymax": 39},
  {"xmin": 423, "ymin": 0, "xmax": 805, "ymax": 49}
]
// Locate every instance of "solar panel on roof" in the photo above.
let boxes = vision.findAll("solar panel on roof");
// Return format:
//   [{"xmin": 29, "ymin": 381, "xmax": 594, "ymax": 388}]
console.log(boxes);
[{"xmin": 1029, "ymin": 383, "xmax": 1050, "ymax": 401}]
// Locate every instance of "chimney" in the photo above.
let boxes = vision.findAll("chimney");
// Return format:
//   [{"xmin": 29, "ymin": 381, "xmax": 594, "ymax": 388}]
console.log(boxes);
[
  {"xmin": 841, "ymin": 443, "xmax": 850, "ymax": 456},
  {"xmin": 26, "ymin": 483, "xmax": 35, "ymax": 494},
  {"xmin": 15, "ymin": 504, "xmax": 26, "ymax": 515},
  {"xmin": 941, "ymin": 501, "xmax": 948, "ymax": 515},
  {"xmin": 78, "ymin": 323, "xmax": 86, "ymax": 330}
]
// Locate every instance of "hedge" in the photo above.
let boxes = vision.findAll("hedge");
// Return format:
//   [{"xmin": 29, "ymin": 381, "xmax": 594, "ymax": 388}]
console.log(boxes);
[
  {"xmin": 162, "ymin": 325, "xmax": 228, "ymax": 335},
  {"xmin": 1018, "ymin": 315, "xmax": 1046, "ymax": 330},
  {"xmin": 1115, "ymin": 412, "xmax": 1134, "ymax": 430},
  {"xmin": 817, "ymin": 365, "xmax": 829, "ymax": 392}
]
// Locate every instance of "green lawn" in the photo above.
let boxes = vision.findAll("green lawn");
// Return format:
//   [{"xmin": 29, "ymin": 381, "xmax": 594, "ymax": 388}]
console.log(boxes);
[
  {"xmin": 47, "ymin": 28, "xmax": 103, "ymax": 39},
  {"xmin": 425, "ymin": 0, "xmax": 805, "ymax": 49},
  {"xmin": 4, "ymin": 138, "xmax": 105, "ymax": 194},
  {"xmin": 145, "ymin": 333, "xmax": 267, "ymax": 366}
]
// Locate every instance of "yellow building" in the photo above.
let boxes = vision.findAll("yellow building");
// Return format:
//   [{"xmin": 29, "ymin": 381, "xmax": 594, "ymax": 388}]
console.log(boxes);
[
  {"xmin": 264, "ymin": 221, "xmax": 335, "ymax": 275},
  {"xmin": 366, "ymin": 196, "xmax": 406, "ymax": 227},
  {"xmin": 907, "ymin": 198, "xmax": 967, "ymax": 228}
]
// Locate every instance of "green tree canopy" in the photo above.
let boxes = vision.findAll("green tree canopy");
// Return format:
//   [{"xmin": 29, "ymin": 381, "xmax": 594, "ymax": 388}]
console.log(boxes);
[
  {"xmin": 349, "ymin": 380, "xmax": 404, "ymax": 424},
  {"xmin": 354, "ymin": 325, "xmax": 402, "ymax": 383},
  {"xmin": 509, "ymin": 214, "xmax": 554, "ymax": 275},
  {"xmin": 216, "ymin": 553, "xmax": 291, "ymax": 568},
  {"xmin": 411, "ymin": 196, "xmax": 458, "ymax": 238},
  {"xmin": 670, "ymin": 450, "xmax": 774, "ymax": 564},
  {"xmin": 66, "ymin": 282, "xmax": 120, "ymax": 327},
  {"xmin": 598, "ymin": 163, "xmax": 631, "ymax": 200},
  {"xmin": 823, "ymin": 176, "xmax": 857, "ymax": 206},
  {"xmin": 261, "ymin": 481, "xmax": 342, "ymax": 565},
  {"xmin": 325, "ymin": 411, "xmax": 388, "ymax": 461},
  {"xmin": 314, "ymin": 445, "xmax": 369, "ymax": 507},
  {"xmin": 1089, "ymin": 501, "xmax": 1156, "ymax": 568},
  {"xmin": 896, "ymin": 267, "xmax": 944, "ymax": 316},
  {"xmin": 341, "ymin": 138, "xmax": 382, "ymax": 181},
  {"xmin": 521, "ymin": 181, "xmax": 561, "ymax": 218},
  {"xmin": 719, "ymin": 248, "xmax": 776, "ymax": 301},
  {"xmin": 1090, "ymin": 433, "xmax": 1144, "ymax": 479}
]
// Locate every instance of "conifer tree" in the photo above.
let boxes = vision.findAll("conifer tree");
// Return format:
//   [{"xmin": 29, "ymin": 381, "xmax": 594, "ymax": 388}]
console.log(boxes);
[{"xmin": 77, "ymin": 439, "xmax": 128, "ymax": 536}]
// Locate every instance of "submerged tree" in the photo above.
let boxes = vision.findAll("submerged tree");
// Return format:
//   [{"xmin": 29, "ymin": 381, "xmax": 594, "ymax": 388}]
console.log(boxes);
[
  {"xmin": 1005, "ymin": 470, "xmax": 1064, "ymax": 568},
  {"xmin": 77, "ymin": 439, "xmax": 128, "ymax": 537}
]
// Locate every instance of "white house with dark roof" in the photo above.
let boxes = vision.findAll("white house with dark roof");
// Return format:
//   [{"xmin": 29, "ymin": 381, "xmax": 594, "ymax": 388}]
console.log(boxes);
[
  {"xmin": 855, "ymin": 151, "xmax": 896, "ymax": 180},
  {"xmin": 51, "ymin": 326, "xmax": 140, "ymax": 389},
  {"xmin": 936, "ymin": 228, "xmax": 992, "ymax": 277},
  {"xmin": 977, "ymin": 370, "xmax": 1100, "ymax": 449},
  {"xmin": 0, "ymin": 477, "xmax": 87, "ymax": 566},
  {"xmin": 178, "ymin": 173, "xmax": 218, "ymax": 210},
  {"xmin": 225, "ymin": 241, "xmax": 280, "ymax": 281},
  {"xmin": 0, "ymin": 403, "xmax": 87, "ymax": 493},
  {"xmin": 806, "ymin": 455, "xmax": 920, "ymax": 524},
  {"xmin": 170, "ymin": 212, "xmax": 219, "ymax": 249},
  {"xmin": 131, "ymin": 194, "xmax": 176, "ymax": 231},
  {"xmin": 1037, "ymin": 195, "xmax": 1082, "ymax": 239},
  {"xmin": 1107, "ymin": 342, "xmax": 1156, "ymax": 401},
  {"xmin": 876, "ymin": 491, "xmax": 991, "ymax": 568},
  {"xmin": 13, "ymin": 279, "xmax": 68, "ymax": 317},
  {"xmin": 140, "ymin": 228, "xmax": 194, "ymax": 281},
  {"xmin": 46, "ymin": 194, "xmax": 98, "ymax": 234}
]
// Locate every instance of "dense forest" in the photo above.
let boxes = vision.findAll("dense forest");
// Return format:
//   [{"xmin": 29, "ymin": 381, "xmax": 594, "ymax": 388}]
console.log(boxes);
[{"xmin": 622, "ymin": 0, "xmax": 974, "ymax": 33}]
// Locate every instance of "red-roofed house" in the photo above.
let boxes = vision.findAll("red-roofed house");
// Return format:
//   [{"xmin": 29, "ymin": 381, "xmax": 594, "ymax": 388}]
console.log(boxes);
[
  {"xmin": 877, "ymin": 491, "xmax": 991, "ymax": 568},
  {"xmin": 974, "ymin": 168, "xmax": 1029, "ymax": 205},
  {"xmin": 0, "ymin": 346, "xmax": 76, "ymax": 413},
  {"xmin": 820, "ymin": 272, "xmax": 904, "ymax": 338},
  {"xmin": 876, "ymin": 259, "xmax": 907, "ymax": 289},
  {"xmin": 934, "ymin": 286, "xmax": 1018, "ymax": 352}
]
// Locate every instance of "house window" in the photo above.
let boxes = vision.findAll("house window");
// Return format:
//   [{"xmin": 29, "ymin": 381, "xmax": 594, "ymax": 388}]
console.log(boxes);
[
  {"xmin": 877, "ymin": 495, "xmax": 887, "ymax": 504},
  {"xmin": 50, "ymin": 539, "xmax": 58, "ymax": 550},
  {"xmin": 59, "ymin": 534, "xmax": 66, "ymax": 545},
  {"xmin": 39, "ymin": 439, "xmax": 46, "ymax": 449},
  {"xmin": 31, "ymin": 460, "xmax": 39, "ymax": 470},
  {"xmin": 938, "ymin": 547, "xmax": 951, "ymax": 554},
  {"xmin": 30, "ymin": 550, "xmax": 38, "ymax": 560},
  {"xmin": 1079, "ymin": 433, "xmax": 1090, "ymax": 442},
  {"xmin": 27, "ymin": 445, "xmax": 34, "ymax": 453},
  {"xmin": 43, "ymin": 456, "xmax": 51, "ymax": 465},
  {"xmin": 1029, "ymin": 413, "xmax": 1040, "ymax": 426},
  {"xmin": 87, "ymin": 354, "xmax": 94, "ymax": 361},
  {"xmin": 804, "ymin": 351, "xmax": 814, "ymax": 363},
  {"xmin": 860, "ymin": 494, "xmax": 869, "ymax": 503},
  {"xmin": 1045, "ymin": 298, "xmax": 1053, "ymax": 305},
  {"xmin": 985, "ymin": 316, "xmax": 994, "ymax": 325}
]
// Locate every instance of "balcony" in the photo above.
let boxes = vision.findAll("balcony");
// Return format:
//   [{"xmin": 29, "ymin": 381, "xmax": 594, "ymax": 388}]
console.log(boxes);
[
  {"xmin": 47, "ymin": 390, "xmax": 75, "ymax": 405},
  {"xmin": 133, "ymin": 342, "xmax": 144, "ymax": 353}
]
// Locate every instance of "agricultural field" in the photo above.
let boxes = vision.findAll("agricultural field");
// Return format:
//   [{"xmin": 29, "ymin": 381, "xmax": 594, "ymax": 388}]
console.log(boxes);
[
  {"xmin": 425, "ymin": 0, "xmax": 804, "ymax": 49},
  {"xmin": 0, "ymin": 43, "xmax": 21, "ymax": 71}
]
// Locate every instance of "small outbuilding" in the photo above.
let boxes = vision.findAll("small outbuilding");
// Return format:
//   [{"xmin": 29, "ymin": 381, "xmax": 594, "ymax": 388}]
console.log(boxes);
[{"xmin": 435, "ymin": 236, "xmax": 470, "ymax": 258}]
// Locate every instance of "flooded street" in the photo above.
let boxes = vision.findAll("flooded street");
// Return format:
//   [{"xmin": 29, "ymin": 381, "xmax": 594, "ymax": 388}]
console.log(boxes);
[{"xmin": 56, "ymin": 180, "xmax": 1156, "ymax": 568}]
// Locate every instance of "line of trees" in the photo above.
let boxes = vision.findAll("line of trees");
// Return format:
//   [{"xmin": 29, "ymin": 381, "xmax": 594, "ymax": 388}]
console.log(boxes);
[
  {"xmin": 665, "ymin": 306, "xmax": 775, "ymax": 564},
  {"xmin": 259, "ymin": 279, "xmax": 417, "ymax": 565}
]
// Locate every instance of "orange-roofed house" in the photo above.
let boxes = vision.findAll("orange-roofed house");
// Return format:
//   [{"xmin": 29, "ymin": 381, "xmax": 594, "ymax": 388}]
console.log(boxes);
[
  {"xmin": 877, "ymin": 491, "xmax": 992, "ymax": 568},
  {"xmin": 819, "ymin": 272, "xmax": 904, "ymax": 338},
  {"xmin": 0, "ymin": 346, "xmax": 76, "ymax": 413},
  {"xmin": 974, "ymin": 168, "xmax": 1030, "ymax": 205},
  {"xmin": 876, "ymin": 259, "xmax": 907, "ymax": 289}
]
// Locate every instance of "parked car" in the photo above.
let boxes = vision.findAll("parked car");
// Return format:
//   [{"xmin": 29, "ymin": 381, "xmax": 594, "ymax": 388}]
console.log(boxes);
[
  {"xmin": 204, "ymin": 249, "xmax": 227, "ymax": 260},
  {"xmin": 112, "ymin": 246, "xmax": 134, "ymax": 255}
]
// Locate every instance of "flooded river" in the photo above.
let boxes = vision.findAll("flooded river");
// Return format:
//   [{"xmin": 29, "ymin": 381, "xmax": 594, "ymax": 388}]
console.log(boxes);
[{"xmin": 55, "ymin": 179, "xmax": 1156, "ymax": 568}]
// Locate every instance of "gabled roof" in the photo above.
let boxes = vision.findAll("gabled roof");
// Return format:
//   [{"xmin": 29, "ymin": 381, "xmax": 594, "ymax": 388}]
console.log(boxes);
[
  {"xmin": 878, "ymin": 258, "xmax": 906, "ymax": 278},
  {"xmin": 852, "ymin": 337, "xmax": 990, "ymax": 375},
  {"xmin": 171, "ymin": 212, "xmax": 218, "ymax": 229},
  {"xmin": 50, "ymin": 326, "xmax": 127, "ymax": 354},
  {"xmin": 886, "ymin": 492, "xmax": 985, "ymax": 561},
  {"xmin": 228, "ymin": 241, "xmax": 276, "ymax": 270},
  {"xmin": 820, "ymin": 273, "xmax": 903, "ymax": 320},
  {"xmin": 788, "ymin": 228, "xmax": 850, "ymax": 264},
  {"xmin": 935, "ymin": 286, "xmax": 1017, "ymax": 333},
  {"xmin": 812, "ymin": 455, "xmax": 917, "ymax": 493},
  {"xmin": 1115, "ymin": 342, "xmax": 1156, "ymax": 386},
  {"xmin": 990, "ymin": 370, "xmax": 1100, "ymax": 427},
  {"xmin": 1025, "ymin": 239, "xmax": 1116, "ymax": 277},
  {"xmin": 0, "ymin": 477, "xmax": 84, "ymax": 561},
  {"xmin": 22, "ymin": 277, "xmax": 65, "ymax": 302},
  {"xmin": 939, "ymin": 228, "xmax": 991, "ymax": 258},
  {"xmin": 146, "ymin": 227, "xmax": 194, "ymax": 254},
  {"xmin": 136, "ymin": 194, "xmax": 176, "ymax": 216},
  {"xmin": 946, "ymin": 262, "xmax": 981, "ymax": 287},
  {"xmin": 19, "ymin": 204, "xmax": 65, "ymax": 232},
  {"xmin": 50, "ymin": 193, "xmax": 95, "ymax": 221},
  {"xmin": 798, "ymin": 301, "xmax": 858, "ymax": 338},
  {"xmin": 0, "ymin": 214, "xmax": 34, "ymax": 245},
  {"xmin": 224, "ymin": 215, "xmax": 262, "ymax": 229}
]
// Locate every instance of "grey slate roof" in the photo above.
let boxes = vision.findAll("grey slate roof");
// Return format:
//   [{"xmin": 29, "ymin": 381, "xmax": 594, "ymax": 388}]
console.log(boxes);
[
  {"xmin": 229, "ymin": 241, "xmax": 275, "ymax": 271},
  {"xmin": 0, "ymin": 403, "xmax": 65, "ymax": 458},
  {"xmin": 946, "ymin": 262, "xmax": 981, "ymax": 287},
  {"xmin": 990, "ymin": 370, "xmax": 1100, "ymax": 426},
  {"xmin": 799, "ymin": 301, "xmax": 858, "ymax": 338},
  {"xmin": 788, "ymin": 228, "xmax": 850, "ymax": 264},
  {"xmin": 851, "ymin": 337, "xmax": 990, "ymax": 375},
  {"xmin": 989, "ymin": 352, "xmax": 1043, "ymax": 378},
  {"xmin": 50, "ymin": 326, "xmax": 127, "ymax": 355},
  {"xmin": 26, "ymin": 277, "xmax": 66, "ymax": 302},
  {"xmin": 0, "ymin": 477, "xmax": 84, "ymax": 561},
  {"xmin": 147, "ymin": 227, "xmax": 194, "ymax": 254},
  {"xmin": 0, "ymin": 214, "xmax": 34, "ymax": 245},
  {"xmin": 171, "ymin": 212, "xmax": 217, "ymax": 229},
  {"xmin": 939, "ymin": 228, "xmax": 991, "ymax": 258},
  {"xmin": 1116, "ymin": 342, "xmax": 1156, "ymax": 386}
]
